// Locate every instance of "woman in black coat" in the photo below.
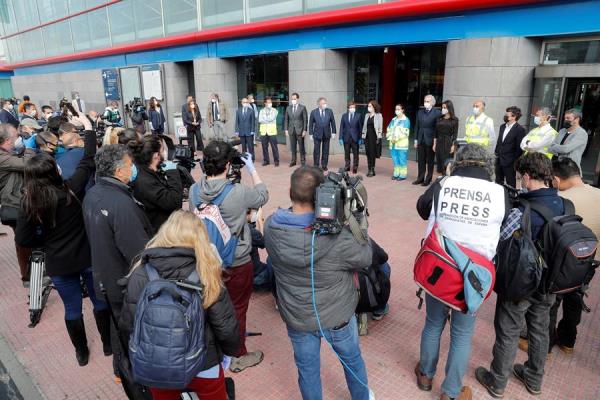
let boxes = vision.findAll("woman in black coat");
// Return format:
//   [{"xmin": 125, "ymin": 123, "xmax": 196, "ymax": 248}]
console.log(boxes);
[
  {"xmin": 183, "ymin": 99, "xmax": 203, "ymax": 152},
  {"xmin": 15, "ymin": 153, "xmax": 111, "ymax": 367},
  {"xmin": 434, "ymin": 100, "xmax": 459, "ymax": 175},
  {"xmin": 119, "ymin": 210, "xmax": 240, "ymax": 399},
  {"xmin": 132, "ymin": 135, "xmax": 183, "ymax": 233}
]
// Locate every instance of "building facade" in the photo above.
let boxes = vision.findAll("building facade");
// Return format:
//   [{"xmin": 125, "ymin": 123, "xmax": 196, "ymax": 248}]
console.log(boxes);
[{"xmin": 1, "ymin": 0, "xmax": 600, "ymax": 183}]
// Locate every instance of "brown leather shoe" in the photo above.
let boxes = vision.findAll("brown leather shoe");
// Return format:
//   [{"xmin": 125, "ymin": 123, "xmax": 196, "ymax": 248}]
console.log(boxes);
[
  {"xmin": 440, "ymin": 386, "xmax": 472, "ymax": 400},
  {"xmin": 415, "ymin": 363, "xmax": 432, "ymax": 391}
]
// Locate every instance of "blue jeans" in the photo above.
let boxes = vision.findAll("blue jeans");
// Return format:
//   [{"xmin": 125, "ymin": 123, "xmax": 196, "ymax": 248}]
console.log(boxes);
[
  {"xmin": 51, "ymin": 267, "xmax": 107, "ymax": 320},
  {"xmin": 286, "ymin": 315, "xmax": 370, "ymax": 400},
  {"xmin": 419, "ymin": 294, "xmax": 476, "ymax": 398}
]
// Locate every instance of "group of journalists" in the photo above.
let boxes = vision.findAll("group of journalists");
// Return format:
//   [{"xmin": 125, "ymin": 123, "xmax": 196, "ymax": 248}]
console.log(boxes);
[{"xmin": 0, "ymin": 92, "xmax": 598, "ymax": 400}]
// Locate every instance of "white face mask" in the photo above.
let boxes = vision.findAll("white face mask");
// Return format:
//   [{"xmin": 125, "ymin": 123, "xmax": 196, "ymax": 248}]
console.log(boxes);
[
  {"xmin": 441, "ymin": 108, "xmax": 448, "ymax": 115},
  {"xmin": 534, "ymin": 116, "xmax": 542, "ymax": 126},
  {"xmin": 266, "ymin": 103, "xmax": 272, "ymax": 109},
  {"xmin": 368, "ymin": 106, "xmax": 374, "ymax": 113},
  {"xmin": 321, "ymin": 104, "xmax": 327, "ymax": 110},
  {"xmin": 473, "ymin": 107, "xmax": 481, "ymax": 116},
  {"xmin": 250, "ymin": 210, "xmax": 258, "ymax": 224},
  {"xmin": 291, "ymin": 99, "xmax": 297, "ymax": 106},
  {"xmin": 75, "ymin": 95, "xmax": 80, "ymax": 99},
  {"xmin": 424, "ymin": 102, "xmax": 432, "ymax": 110},
  {"xmin": 349, "ymin": 107, "xmax": 356, "ymax": 113},
  {"xmin": 29, "ymin": 110, "xmax": 37, "ymax": 117},
  {"xmin": 7, "ymin": 104, "xmax": 13, "ymax": 110},
  {"xmin": 395, "ymin": 109, "xmax": 403, "ymax": 116},
  {"xmin": 211, "ymin": 99, "xmax": 216, "ymax": 103},
  {"xmin": 13, "ymin": 136, "xmax": 24, "ymax": 150}
]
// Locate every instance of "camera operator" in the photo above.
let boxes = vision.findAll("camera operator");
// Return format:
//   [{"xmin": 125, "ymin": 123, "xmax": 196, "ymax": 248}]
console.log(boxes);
[
  {"xmin": 127, "ymin": 98, "xmax": 148, "ymax": 135},
  {"xmin": 132, "ymin": 135, "xmax": 183, "ymax": 233},
  {"xmin": 263, "ymin": 166, "xmax": 373, "ymax": 400},
  {"xmin": 55, "ymin": 117, "xmax": 95, "ymax": 198},
  {"xmin": 188, "ymin": 140, "xmax": 269, "ymax": 373}
]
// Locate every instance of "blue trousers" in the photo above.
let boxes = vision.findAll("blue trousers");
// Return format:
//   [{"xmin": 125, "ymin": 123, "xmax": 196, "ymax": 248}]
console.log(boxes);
[
  {"xmin": 50, "ymin": 267, "xmax": 107, "ymax": 320},
  {"xmin": 390, "ymin": 148, "xmax": 408, "ymax": 178},
  {"xmin": 419, "ymin": 294, "xmax": 476, "ymax": 398},
  {"xmin": 373, "ymin": 262, "xmax": 391, "ymax": 314},
  {"xmin": 287, "ymin": 315, "xmax": 370, "ymax": 400}
]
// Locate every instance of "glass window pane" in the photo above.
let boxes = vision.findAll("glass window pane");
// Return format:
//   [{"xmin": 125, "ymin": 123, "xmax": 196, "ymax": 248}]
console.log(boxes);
[
  {"xmin": 305, "ymin": 0, "xmax": 375, "ymax": 13},
  {"xmin": 6, "ymin": 37, "xmax": 23, "ymax": 62},
  {"xmin": 37, "ymin": 0, "xmax": 69, "ymax": 23},
  {"xmin": 109, "ymin": 0, "xmax": 135, "ymax": 45},
  {"xmin": 543, "ymin": 40, "xmax": 600, "ymax": 65},
  {"xmin": 72, "ymin": 8, "xmax": 110, "ymax": 51},
  {"xmin": 12, "ymin": 0, "xmax": 40, "ymax": 32},
  {"xmin": 68, "ymin": 0, "xmax": 105, "ymax": 13},
  {"xmin": 163, "ymin": 0, "xmax": 197, "ymax": 35},
  {"xmin": 134, "ymin": 0, "xmax": 163, "ymax": 40},
  {"xmin": 531, "ymin": 78, "xmax": 562, "ymax": 130},
  {"xmin": 248, "ymin": 0, "xmax": 302, "ymax": 22},
  {"xmin": 19, "ymin": 29, "xmax": 44, "ymax": 60},
  {"xmin": 201, "ymin": 0, "xmax": 243, "ymax": 29},
  {"xmin": 42, "ymin": 20, "xmax": 73, "ymax": 56},
  {"xmin": 0, "ymin": 1, "xmax": 19, "ymax": 35}
]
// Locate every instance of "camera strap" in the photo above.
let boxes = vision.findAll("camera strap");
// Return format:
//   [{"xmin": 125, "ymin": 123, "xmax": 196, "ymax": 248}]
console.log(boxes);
[{"xmin": 344, "ymin": 179, "xmax": 369, "ymax": 245}]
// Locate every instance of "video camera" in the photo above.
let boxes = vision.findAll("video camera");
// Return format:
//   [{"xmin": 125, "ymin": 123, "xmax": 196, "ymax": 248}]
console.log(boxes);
[
  {"xmin": 225, "ymin": 138, "xmax": 245, "ymax": 184},
  {"xmin": 313, "ymin": 169, "xmax": 369, "ymax": 244},
  {"xmin": 125, "ymin": 97, "xmax": 146, "ymax": 114}
]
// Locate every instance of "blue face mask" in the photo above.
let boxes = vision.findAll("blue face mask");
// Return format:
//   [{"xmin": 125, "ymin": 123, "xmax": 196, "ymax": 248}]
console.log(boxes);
[
  {"xmin": 54, "ymin": 145, "xmax": 66, "ymax": 155},
  {"xmin": 130, "ymin": 164, "xmax": 138, "ymax": 183}
]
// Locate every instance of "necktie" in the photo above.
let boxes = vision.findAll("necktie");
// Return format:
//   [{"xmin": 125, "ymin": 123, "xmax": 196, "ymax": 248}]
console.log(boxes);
[
  {"xmin": 77, "ymin": 98, "xmax": 82, "ymax": 111},
  {"xmin": 321, "ymin": 110, "xmax": 324, "ymax": 119},
  {"xmin": 349, "ymin": 113, "xmax": 353, "ymax": 122},
  {"xmin": 293, "ymin": 105, "xmax": 297, "ymax": 114}
]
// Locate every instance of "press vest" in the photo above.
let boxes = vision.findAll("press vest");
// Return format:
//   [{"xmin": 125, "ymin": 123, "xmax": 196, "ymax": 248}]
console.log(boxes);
[
  {"xmin": 426, "ymin": 176, "xmax": 505, "ymax": 260},
  {"xmin": 465, "ymin": 115, "xmax": 491, "ymax": 146}
]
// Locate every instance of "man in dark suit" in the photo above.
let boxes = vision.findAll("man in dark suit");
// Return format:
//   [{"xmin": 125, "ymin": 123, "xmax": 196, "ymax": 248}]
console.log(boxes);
[
  {"xmin": 0, "ymin": 99, "xmax": 20, "ymax": 129},
  {"xmin": 339, "ymin": 101, "xmax": 362, "ymax": 173},
  {"xmin": 495, "ymin": 106, "xmax": 526, "ymax": 188},
  {"xmin": 309, "ymin": 97, "xmax": 336, "ymax": 171},
  {"xmin": 284, "ymin": 92, "xmax": 308, "ymax": 167},
  {"xmin": 235, "ymin": 97, "xmax": 257, "ymax": 160},
  {"xmin": 413, "ymin": 94, "xmax": 441, "ymax": 186}
]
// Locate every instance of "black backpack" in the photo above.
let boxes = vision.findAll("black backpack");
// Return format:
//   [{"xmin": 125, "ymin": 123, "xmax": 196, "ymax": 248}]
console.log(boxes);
[
  {"xmin": 529, "ymin": 199, "xmax": 599, "ymax": 295},
  {"xmin": 494, "ymin": 199, "xmax": 545, "ymax": 301},
  {"xmin": 356, "ymin": 264, "xmax": 391, "ymax": 313}
]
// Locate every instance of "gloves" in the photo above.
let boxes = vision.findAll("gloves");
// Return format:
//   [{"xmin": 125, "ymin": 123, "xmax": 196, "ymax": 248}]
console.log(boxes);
[
  {"xmin": 162, "ymin": 160, "xmax": 178, "ymax": 171},
  {"xmin": 241, "ymin": 152, "xmax": 256, "ymax": 174},
  {"xmin": 339, "ymin": 139, "xmax": 344, "ymax": 145},
  {"xmin": 358, "ymin": 139, "xmax": 364, "ymax": 145},
  {"xmin": 24, "ymin": 134, "xmax": 37, "ymax": 149}
]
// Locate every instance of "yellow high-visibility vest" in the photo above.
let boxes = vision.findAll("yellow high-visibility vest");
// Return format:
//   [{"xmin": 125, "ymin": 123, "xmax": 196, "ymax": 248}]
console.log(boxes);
[
  {"xmin": 387, "ymin": 125, "xmax": 409, "ymax": 150},
  {"xmin": 465, "ymin": 115, "xmax": 491, "ymax": 146},
  {"xmin": 524, "ymin": 126, "xmax": 558, "ymax": 158}
]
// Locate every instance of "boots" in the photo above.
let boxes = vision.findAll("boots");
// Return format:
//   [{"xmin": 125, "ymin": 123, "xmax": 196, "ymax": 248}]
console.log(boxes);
[
  {"xmin": 65, "ymin": 317, "xmax": 89, "ymax": 366},
  {"xmin": 367, "ymin": 168, "xmax": 374, "ymax": 177},
  {"xmin": 94, "ymin": 309, "xmax": 113, "ymax": 356}
]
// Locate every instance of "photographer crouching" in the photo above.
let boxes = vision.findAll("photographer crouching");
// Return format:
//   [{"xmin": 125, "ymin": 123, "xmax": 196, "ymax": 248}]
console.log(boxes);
[
  {"xmin": 264, "ymin": 166, "xmax": 373, "ymax": 400},
  {"xmin": 188, "ymin": 140, "xmax": 269, "ymax": 373}
]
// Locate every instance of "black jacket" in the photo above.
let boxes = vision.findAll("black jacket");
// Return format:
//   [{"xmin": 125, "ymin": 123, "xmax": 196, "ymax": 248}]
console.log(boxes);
[
  {"xmin": 132, "ymin": 165, "xmax": 183, "ymax": 233},
  {"xmin": 495, "ymin": 122, "xmax": 526, "ymax": 168},
  {"xmin": 119, "ymin": 247, "xmax": 240, "ymax": 370},
  {"xmin": 371, "ymin": 239, "xmax": 389, "ymax": 268},
  {"xmin": 82, "ymin": 177, "xmax": 154, "ymax": 305},
  {"xmin": 416, "ymin": 108, "xmax": 441, "ymax": 146}
]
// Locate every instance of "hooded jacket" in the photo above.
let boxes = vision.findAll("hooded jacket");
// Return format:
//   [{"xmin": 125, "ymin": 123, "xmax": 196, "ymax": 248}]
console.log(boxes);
[
  {"xmin": 119, "ymin": 247, "xmax": 240, "ymax": 371},
  {"xmin": 264, "ymin": 208, "xmax": 372, "ymax": 332},
  {"xmin": 189, "ymin": 176, "xmax": 268, "ymax": 267}
]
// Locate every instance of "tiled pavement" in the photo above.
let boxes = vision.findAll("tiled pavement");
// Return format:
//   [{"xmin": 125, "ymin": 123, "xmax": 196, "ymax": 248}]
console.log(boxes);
[{"xmin": 0, "ymin": 145, "xmax": 599, "ymax": 400}]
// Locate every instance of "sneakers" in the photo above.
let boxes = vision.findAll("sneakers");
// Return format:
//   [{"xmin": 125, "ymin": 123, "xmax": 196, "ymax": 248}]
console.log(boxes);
[
  {"xmin": 475, "ymin": 367, "xmax": 504, "ymax": 398},
  {"xmin": 513, "ymin": 364, "xmax": 541, "ymax": 395},
  {"xmin": 358, "ymin": 313, "xmax": 368, "ymax": 336},
  {"xmin": 229, "ymin": 351, "xmax": 264, "ymax": 373},
  {"xmin": 415, "ymin": 363, "xmax": 432, "ymax": 391},
  {"xmin": 440, "ymin": 386, "xmax": 472, "ymax": 400},
  {"xmin": 372, "ymin": 305, "xmax": 389, "ymax": 321}
]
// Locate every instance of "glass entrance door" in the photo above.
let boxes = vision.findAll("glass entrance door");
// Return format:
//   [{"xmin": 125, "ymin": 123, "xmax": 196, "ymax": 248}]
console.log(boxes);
[{"xmin": 561, "ymin": 79, "xmax": 600, "ymax": 185}]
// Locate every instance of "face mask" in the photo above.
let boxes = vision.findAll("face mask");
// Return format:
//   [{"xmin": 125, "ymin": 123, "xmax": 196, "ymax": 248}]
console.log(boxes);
[
  {"xmin": 13, "ymin": 137, "xmax": 24, "ymax": 151},
  {"xmin": 395, "ymin": 109, "xmax": 403, "ymax": 116},
  {"xmin": 7, "ymin": 104, "xmax": 13, "ymax": 110},
  {"xmin": 130, "ymin": 164, "xmax": 138, "ymax": 183},
  {"xmin": 424, "ymin": 102, "xmax": 432, "ymax": 110},
  {"xmin": 349, "ymin": 107, "xmax": 356, "ymax": 113},
  {"xmin": 55, "ymin": 145, "xmax": 66, "ymax": 155},
  {"xmin": 441, "ymin": 108, "xmax": 448, "ymax": 115},
  {"xmin": 291, "ymin": 99, "xmax": 297, "ymax": 106},
  {"xmin": 242, "ymin": 103, "xmax": 248, "ymax": 108},
  {"xmin": 533, "ymin": 116, "xmax": 541, "ymax": 126},
  {"xmin": 368, "ymin": 106, "xmax": 374, "ymax": 113},
  {"xmin": 503, "ymin": 115, "xmax": 509, "ymax": 123},
  {"xmin": 322, "ymin": 104, "xmax": 328, "ymax": 110},
  {"xmin": 563, "ymin": 120, "xmax": 572, "ymax": 129},
  {"xmin": 211, "ymin": 99, "xmax": 216, "ymax": 103},
  {"xmin": 45, "ymin": 113, "xmax": 52, "ymax": 119},
  {"xmin": 250, "ymin": 210, "xmax": 258, "ymax": 224},
  {"xmin": 266, "ymin": 103, "xmax": 272, "ymax": 109},
  {"xmin": 473, "ymin": 107, "xmax": 481, "ymax": 116},
  {"xmin": 29, "ymin": 110, "xmax": 37, "ymax": 117},
  {"xmin": 75, "ymin": 95, "xmax": 80, "ymax": 100}
]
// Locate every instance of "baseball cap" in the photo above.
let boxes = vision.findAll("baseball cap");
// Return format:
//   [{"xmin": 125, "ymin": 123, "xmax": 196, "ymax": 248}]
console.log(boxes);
[{"xmin": 20, "ymin": 118, "xmax": 42, "ymax": 130}]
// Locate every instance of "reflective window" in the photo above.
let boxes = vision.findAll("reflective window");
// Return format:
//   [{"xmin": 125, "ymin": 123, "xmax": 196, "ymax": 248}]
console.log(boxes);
[
  {"xmin": 134, "ymin": 0, "xmax": 163, "ymax": 40},
  {"xmin": 67, "ymin": 0, "xmax": 107, "ymax": 13},
  {"xmin": 202, "ymin": 0, "xmax": 243, "ymax": 28},
  {"xmin": 71, "ymin": 8, "xmax": 110, "ymax": 51},
  {"xmin": 543, "ymin": 40, "xmax": 600, "ymax": 65},
  {"xmin": 12, "ymin": 0, "xmax": 40, "ymax": 32},
  {"xmin": 108, "ymin": 0, "xmax": 135, "ymax": 44},
  {"xmin": 305, "ymin": 0, "xmax": 375, "ymax": 13},
  {"xmin": 19, "ymin": 29, "xmax": 44, "ymax": 60},
  {"xmin": 531, "ymin": 78, "xmax": 562, "ymax": 129},
  {"xmin": 37, "ymin": 0, "xmax": 69, "ymax": 23},
  {"xmin": 0, "ymin": 2, "xmax": 19, "ymax": 35},
  {"xmin": 42, "ymin": 20, "xmax": 73, "ymax": 56},
  {"xmin": 6, "ymin": 37, "xmax": 23, "ymax": 62},
  {"xmin": 248, "ymin": 0, "xmax": 302, "ymax": 22},
  {"xmin": 164, "ymin": 0, "xmax": 197, "ymax": 35}
]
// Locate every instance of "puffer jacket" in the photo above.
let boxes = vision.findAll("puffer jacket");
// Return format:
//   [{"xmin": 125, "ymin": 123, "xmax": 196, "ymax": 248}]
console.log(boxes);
[
  {"xmin": 264, "ymin": 209, "xmax": 372, "ymax": 332},
  {"xmin": 0, "ymin": 148, "xmax": 35, "ymax": 210},
  {"xmin": 119, "ymin": 247, "xmax": 240, "ymax": 371}
]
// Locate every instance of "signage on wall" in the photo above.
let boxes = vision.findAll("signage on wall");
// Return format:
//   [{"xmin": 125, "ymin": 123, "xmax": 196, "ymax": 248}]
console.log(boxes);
[
  {"xmin": 102, "ymin": 69, "xmax": 120, "ymax": 101},
  {"xmin": 141, "ymin": 64, "xmax": 163, "ymax": 100}
]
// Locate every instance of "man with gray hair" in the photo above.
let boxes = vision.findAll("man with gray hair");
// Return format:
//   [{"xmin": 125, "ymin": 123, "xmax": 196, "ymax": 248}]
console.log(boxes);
[
  {"xmin": 82, "ymin": 144, "xmax": 153, "ymax": 397},
  {"xmin": 206, "ymin": 93, "xmax": 229, "ymax": 141},
  {"xmin": 413, "ymin": 94, "xmax": 440, "ymax": 186},
  {"xmin": 549, "ymin": 109, "xmax": 588, "ymax": 171},
  {"xmin": 520, "ymin": 107, "xmax": 558, "ymax": 159}
]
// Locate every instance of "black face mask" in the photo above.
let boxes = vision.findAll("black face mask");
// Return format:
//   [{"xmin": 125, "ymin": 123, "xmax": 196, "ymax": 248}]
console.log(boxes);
[
  {"xmin": 503, "ymin": 115, "xmax": 509, "ymax": 123},
  {"xmin": 563, "ymin": 120, "xmax": 572, "ymax": 130}
]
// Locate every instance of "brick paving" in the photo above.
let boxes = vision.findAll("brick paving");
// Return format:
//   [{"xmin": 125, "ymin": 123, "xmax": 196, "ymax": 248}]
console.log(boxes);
[{"xmin": 0, "ymin": 145, "xmax": 599, "ymax": 400}]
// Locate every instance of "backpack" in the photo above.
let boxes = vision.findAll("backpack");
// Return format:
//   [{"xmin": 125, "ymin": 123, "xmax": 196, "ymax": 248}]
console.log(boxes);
[
  {"xmin": 494, "ymin": 200, "xmax": 545, "ymax": 301},
  {"xmin": 413, "ymin": 185, "xmax": 496, "ymax": 314},
  {"xmin": 129, "ymin": 264, "xmax": 206, "ymax": 389},
  {"xmin": 529, "ymin": 199, "xmax": 598, "ymax": 294},
  {"xmin": 191, "ymin": 183, "xmax": 239, "ymax": 268},
  {"xmin": 356, "ymin": 264, "xmax": 391, "ymax": 313}
]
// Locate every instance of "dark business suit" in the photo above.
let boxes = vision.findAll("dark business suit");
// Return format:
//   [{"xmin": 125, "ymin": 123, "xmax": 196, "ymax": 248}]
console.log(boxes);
[
  {"xmin": 0, "ymin": 108, "xmax": 20, "ymax": 129},
  {"xmin": 415, "ymin": 108, "xmax": 441, "ymax": 183},
  {"xmin": 494, "ymin": 122, "xmax": 526, "ymax": 188},
  {"xmin": 182, "ymin": 108, "xmax": 203, "ymax": 152},
  {"xmin": 284, "ymin": 103, "xmax": 308, "ymax": 165},
  {"xmin": 340, "ymin": 111, "xmax": 362, "ymax": 170},
  {"xmin": 235, "ymin": 107, "xmax": 257, "ymax": 160},
  {"xmin": 309, "ymin": 108, "xmax": 336, "ymax": 169}
]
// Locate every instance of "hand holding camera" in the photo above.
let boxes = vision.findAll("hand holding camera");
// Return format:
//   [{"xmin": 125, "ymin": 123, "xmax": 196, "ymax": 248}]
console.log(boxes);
[{"xmin": 240, "ymin": 152, "xmax": 255, "ymax": 175}]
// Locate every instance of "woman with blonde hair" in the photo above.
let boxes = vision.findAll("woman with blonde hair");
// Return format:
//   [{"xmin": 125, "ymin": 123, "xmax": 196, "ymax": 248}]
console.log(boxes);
[{"xmin": 119, "ymin": 210, "xmax": 240, "ymax": 399}]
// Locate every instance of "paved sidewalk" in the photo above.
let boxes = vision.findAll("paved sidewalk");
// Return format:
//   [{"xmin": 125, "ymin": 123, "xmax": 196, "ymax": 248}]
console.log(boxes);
[{"xmin": 0, "ymin": 145, "xmax": 599, "ymax": 399}]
